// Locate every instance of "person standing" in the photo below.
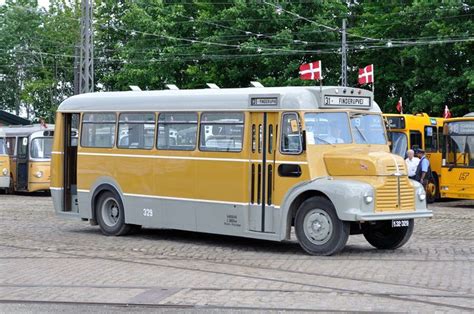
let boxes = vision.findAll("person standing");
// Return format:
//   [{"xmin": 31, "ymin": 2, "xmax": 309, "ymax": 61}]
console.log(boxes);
[
  {"xmin": 405, "ymin": 149, "xmax": 420, "ymax": 180},
  {"xmin": 415, "ymin": 149, "xmax": 431, "ymax": 186}
]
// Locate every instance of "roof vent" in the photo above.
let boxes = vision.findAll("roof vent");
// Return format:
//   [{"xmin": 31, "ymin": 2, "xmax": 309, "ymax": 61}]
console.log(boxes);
[
  {"xmin": 129, "ymin": 85, "xmax": 142, "ymax": 91},
  {"xmin": 206, "ymin": 83, "xmax": 220, "ymax": 89},
  {"xmin": 165, "ymin": 84, "xmax": 179, "ymax": 90},
  {"xmin": 250, "ymin": 81, "xmax": 265, "ymax": 88}
]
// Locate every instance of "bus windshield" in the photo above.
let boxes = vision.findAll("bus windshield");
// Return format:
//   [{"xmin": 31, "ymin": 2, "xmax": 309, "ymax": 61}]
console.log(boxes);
[
  {"xmin": 350, "ymin": 113, "xmax": 387, "ymax": 145},
  {"xmin": 387, "ymin": 131, "xmax": 408, "ymax": 157},
  {"xmin": 446, "ymin": 121, "xmax": 474, "ymax": 168},
  {"xmin": 304, "ymin": 112, "xmax": 386, "ymax": 145},
  {"xmin": 31, "ymin": 137, "xmax": 53, "ymax": 159}
]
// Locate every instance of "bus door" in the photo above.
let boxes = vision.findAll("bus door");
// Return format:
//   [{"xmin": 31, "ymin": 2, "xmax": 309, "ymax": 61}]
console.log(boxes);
[
  {"xmin": 16, "ymin": 137, "xmax": 29, "ymax": 191},
  {"xmin": 62, "ymin": 113, "xmax": 79, "ymax": 212},
  {"xmin": 249, "ymin": 112, "xmax": 278, "ymax": 233}
]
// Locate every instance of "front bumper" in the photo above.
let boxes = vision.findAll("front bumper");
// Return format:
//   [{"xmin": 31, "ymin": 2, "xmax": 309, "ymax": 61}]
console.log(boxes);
[{"xmin": 356, "ymin": 208, "xmax": 433, "ymax": 221}]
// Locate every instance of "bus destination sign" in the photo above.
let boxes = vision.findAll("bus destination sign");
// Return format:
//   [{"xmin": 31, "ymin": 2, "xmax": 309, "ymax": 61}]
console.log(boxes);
[
  {"xmin": 323, "ymin": 95, "xmax": 371, "ymax": 108},
  {"xmin": 448, "ymin": 121, "xmax": 474, "ymax": 135},
  {"xmin": 387, "ymin": 116, "xmax": 406, "ymax": 129},
  {"xmin": 250, "ymin": 96, "xmax": 279, "ymax": 107}
]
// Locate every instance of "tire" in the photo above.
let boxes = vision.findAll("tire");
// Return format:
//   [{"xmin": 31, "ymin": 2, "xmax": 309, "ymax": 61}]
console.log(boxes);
[
  {"xmin": 295, "ymin": 196, "xmax": 349, "ymax": 256},
  {"xmin": 96, "ymin": 191, "xmax": 134, "ymax": 236},
  {"xmin": 363, "ymin": 219, "xmax": 414, "ymax": 250}
]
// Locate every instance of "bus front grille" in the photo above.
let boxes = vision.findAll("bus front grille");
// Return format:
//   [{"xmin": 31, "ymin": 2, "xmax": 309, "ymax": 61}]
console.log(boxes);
[{"xmin": 375, "ymin": 176, "xmax": 415, "ymax": 212}]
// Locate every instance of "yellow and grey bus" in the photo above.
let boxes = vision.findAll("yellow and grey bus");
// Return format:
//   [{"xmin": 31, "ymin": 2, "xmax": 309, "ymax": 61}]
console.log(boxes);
[
  {"xmin": 440, "ymin": 113, "xmax": 474, "ymax": 199},
  {"xmin": 384, "ymin": 113, "xmax": 444, "ymax": 202},
  {"xmin": 51, "ymin": 86, "xmax": 431, "ymax": 255},
  {"xmin": 0, "ymin": 125, "xmax": 54, "ymax": 193},
  {"xmin": 0, "ymin": 130, "xmax": 11, "ymax": 191}
]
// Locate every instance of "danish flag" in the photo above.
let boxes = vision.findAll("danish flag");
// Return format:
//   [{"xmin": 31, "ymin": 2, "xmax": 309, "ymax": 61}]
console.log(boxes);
[
  {"xmin": 299, "ymin": 61, "xmax": 321, "ymax": 80},
  {"xmin": 358, "ymin": 64, "xmax": 374, "ymax": 85},
  {"xmin": 396, "ymin": 97, "xmax": 403, "ymax": 114},
  {"xmin": 443, "ymin": 105, "xmax": 452, "ymax": 119}
]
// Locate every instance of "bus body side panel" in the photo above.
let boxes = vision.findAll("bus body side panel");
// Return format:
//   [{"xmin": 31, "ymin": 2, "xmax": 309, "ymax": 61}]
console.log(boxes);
[
  {"xmin": 0, "ymin": 155, "xmax": 10, "ymax": 188},
  {"xmin": 440, "ymin": 167, "xmax": 474, "ymax": 199}
]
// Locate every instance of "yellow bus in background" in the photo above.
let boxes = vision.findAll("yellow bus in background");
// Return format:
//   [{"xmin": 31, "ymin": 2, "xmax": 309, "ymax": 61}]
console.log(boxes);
[
  {"xmin": 51, "ymin": 86, "xmax": 431, "ymax": 255},
  {"xmin": 384, "ymin": 113, "xmax": 444, "ymax": 202},
  {"xmin": 440, "ymin": 114, "xmax": 474, "ymax": 199},
  {"xmin": 0, "ymin": 130, "xmax": 11, "ymax": 192},
  {"xmin": 0, "ymin": 125, "xmax": 54, "ymax": 193}
]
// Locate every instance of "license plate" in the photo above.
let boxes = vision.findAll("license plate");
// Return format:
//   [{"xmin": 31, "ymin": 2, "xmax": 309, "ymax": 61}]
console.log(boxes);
[{"xmin": 392, "ymin": 220, "xmax": 410, "ymax": 228}]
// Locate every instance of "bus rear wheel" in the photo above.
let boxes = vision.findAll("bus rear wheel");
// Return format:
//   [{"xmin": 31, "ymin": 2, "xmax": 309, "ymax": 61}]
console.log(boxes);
[
  {"xmin": 295, "ymin": 196, "xmax": 349, "ymax": 256},
  {"xmin": 96, "ymin": 191, "xmax": 135, "ymax": 236},
  {"xmin": 363, "ymin": 219, "xmax": 414, "ymax": 250}
]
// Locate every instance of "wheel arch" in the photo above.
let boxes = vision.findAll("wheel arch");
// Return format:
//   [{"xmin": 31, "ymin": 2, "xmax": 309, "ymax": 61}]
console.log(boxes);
[
  {"xmin": 90, "ymin": 183, "xmax": 123, "ymax": 224},
  {"xmin": 283, "ymin": 189, "xmax": 332, "ymax": 241}
]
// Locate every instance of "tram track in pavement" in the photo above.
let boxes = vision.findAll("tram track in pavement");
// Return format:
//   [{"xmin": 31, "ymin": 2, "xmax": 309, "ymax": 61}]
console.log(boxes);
[
  {"xmin": 2, "ymin": 227, "xmax": 473, "ymax": 297},
  {"xmin": 1, "ymin": 243, "xmax": 473, "ymax": 311}
]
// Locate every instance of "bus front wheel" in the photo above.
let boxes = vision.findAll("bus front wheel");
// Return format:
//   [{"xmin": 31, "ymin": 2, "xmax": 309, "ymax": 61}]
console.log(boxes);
[
  {"xmin": 96, "ymin": 191, "xmax": 135, "ymax": 236},
  {"xmin": 363, "ymin": 219, "xmax": 414, "ymax": 250},
  {"xmin": 295, "ymin": 196, "xmax": 349, "ymax": 256}
]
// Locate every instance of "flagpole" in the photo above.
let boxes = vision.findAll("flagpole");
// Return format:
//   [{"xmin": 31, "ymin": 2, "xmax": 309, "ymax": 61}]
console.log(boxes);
[
  {"xmin": 372, "ymin": 81, "xmax": 374, "ymax": 94},
  {"xmin": 319, "ymin": 75, "xmax": 323, "ymax": 106}
]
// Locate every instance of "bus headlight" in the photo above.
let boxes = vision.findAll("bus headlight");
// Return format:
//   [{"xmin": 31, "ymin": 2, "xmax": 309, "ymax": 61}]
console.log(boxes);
[
  {"xmin": 417, "ymin": 187, "xmax": 426, "ymax": 201},
  {"xmin": 2, "ymin": 168, "xmax": 7, "ymax": 176},
  {"xmin": 35, "ymin": 171, "xmax": 43, "ymax": 178},
  {"xmin": 363, "ymin": 192, "xmax": 374, "ymax": 204}
]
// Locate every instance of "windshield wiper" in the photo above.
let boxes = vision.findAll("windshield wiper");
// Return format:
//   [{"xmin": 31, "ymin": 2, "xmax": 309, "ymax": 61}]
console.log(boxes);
[
  {"xmin": 352, "ymin": 123, "xmax": 368, "ymax": 144},
  {"xmin": 315, "ymin": 136, "xmax": 332, "ymax": 145}
]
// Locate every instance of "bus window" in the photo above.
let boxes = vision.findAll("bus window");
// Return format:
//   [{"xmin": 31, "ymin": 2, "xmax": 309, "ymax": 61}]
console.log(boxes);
[
  {"xmin": 118, "ymin": 113, "xmax": 156, "ymax": 150},
  {"xmin": 281, "ymin": 112, "xmax": 303, "ymax": 153},
  {"xmin": 6, "ymin": 137, "xmax": 15, "ymax": 155},
  {"xmin": 438, "ymin": 126, "xmax": 444, "ymax": 152},
  {"xmin": 199, "ymin": 112, "xmax": 244, "ymax": 152},
  {"xmin": 0, "ymin": 138, "xmax": 5, "ymax": 155},
  {"xmin": 31, "ymin": 138, "xmax": 53, "ymax": 159},
  {"xmin": 424, "ymin": 126, "xmax": 437, "ymax": 152},
  {"xmin": 157, "ymin": 112, "xmax": 197, "ymax": 150},
  {"xmin": 410, "ymin": 130, "xmax": 422, "ymax": 150},
  {"xmin": 387, "ymin": 132, "xmax": 408, "ymax": 157},
  {"xmin": 350, "ymin": 113, "xmax": 386, "ymax": 144},
  {"xmin": 81, "ymin": 113, "xmax": 117, "ymax": 148}
]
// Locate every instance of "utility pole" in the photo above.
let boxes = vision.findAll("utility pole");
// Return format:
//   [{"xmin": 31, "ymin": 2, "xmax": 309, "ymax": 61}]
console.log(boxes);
[
  {"xmin": 341, "ymin": 18, "xmax": 347, "ymax": 87},
  {"xmin": 77, "ymin": 0, "xmax": 94, "ymax": 94}
]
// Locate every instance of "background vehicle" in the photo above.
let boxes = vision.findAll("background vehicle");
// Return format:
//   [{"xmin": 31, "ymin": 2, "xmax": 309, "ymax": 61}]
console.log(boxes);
[
  {"xmin": 51, "ymin": 86, "xmax": 431, "ymax": 255},
  {"xmin": 440, "ymin": 113, "xmax": 474, "ymax": 199},
  {"xmin": 0, "ymin": 130, "xmax": 11, "ymax": 192},
  {"xmin": 0, "ymin": 124, "xmax": 54, "ymax": 193},
  {"xmin": 384, "ymin": 113, "xmax": 444, "ymax": 202}
]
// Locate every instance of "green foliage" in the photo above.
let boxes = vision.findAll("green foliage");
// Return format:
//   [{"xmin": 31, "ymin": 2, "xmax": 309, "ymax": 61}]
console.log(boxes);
[{"xmin": 0, "ymin": 0, "xmax": 472, "ymax": 121}]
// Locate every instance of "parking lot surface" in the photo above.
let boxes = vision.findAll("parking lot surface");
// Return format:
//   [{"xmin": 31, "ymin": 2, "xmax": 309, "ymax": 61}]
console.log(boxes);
[{"xmin": 0, "ymin": 194, "xmax": 473, "ymax": 312}]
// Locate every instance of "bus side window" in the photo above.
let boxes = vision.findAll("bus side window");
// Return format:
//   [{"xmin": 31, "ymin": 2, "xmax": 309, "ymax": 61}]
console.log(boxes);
[
  {"xmin": 438, "ymin": 126, "xmax": 444, "ymax": 152},
  {"xmin": 6, "ymin": 137, "xmax": 15, "ymax": 155},
  {"xmin": 410, "ymin": 130, "xmax": 422, "ymax": 150},
  {"xmin": 199, "ymin": 112, "xmax": 244, "ymax": 152},
  {"xmin": 81, "ymin": 113, "xmax": 117, "ymax": 148},
  {"xmin": 157, "ymin": 112, "xmax": 197, "ymax": 151},
  {"xmin": 424, "ymin": 126, "xmax": 437, "ymax": 152},
  {"xmin": 118, "ymin": 112, "xmax": 156, "ymax": 150},
  {"xmin": 280, "ymin": 112, "xmax": 302, "ymax": 154}
]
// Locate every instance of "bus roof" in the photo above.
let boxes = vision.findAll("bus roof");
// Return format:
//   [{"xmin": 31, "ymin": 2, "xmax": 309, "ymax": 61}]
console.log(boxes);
[
  {"xmin": 0, "ymin": 124, "xmax": 55, "ymax": 137},
  {"xmin": 58, "ymin": 86, "xmax": 380, "ymax": 113}
]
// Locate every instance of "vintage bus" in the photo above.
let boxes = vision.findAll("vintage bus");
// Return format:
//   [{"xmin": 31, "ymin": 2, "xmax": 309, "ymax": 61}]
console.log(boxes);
[
  {"xmin": 440, "ymin": 113, "xmax": 474, "ymax": 199},
  {"xmin": 0, "ymin": 125, "xmax": 54, "ymax": 193},
  {"xmin": 50, "ymin": 86, "xmax": 432, "ymax": 255},
  {"xmin": 0, "ymin": 130, "xmax": 11, "ymax": 191},
  {"xmin": 384, "ymin": 113, "xmax": 444, "ymax": 202}
]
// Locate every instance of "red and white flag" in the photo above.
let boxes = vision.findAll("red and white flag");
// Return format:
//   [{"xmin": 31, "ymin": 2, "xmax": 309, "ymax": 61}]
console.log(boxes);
[
  {"xmin": 443, "ymin": 105, "xmax": 452, "ymax": 118},
  {"xmin": 396, "ymin": 97, "xmax": 403, "ymax": 114},
  {"xmin": 299, "ymin": 61, "xmax": 321, "ymax": 80},
  {"xmin": 358, "ymin": 64, "xmax": 374, "ymax": 85}
]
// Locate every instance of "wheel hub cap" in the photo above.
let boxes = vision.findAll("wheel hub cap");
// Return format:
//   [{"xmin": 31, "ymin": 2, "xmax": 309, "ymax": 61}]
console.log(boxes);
[{"xmin": 303, "ymin": 209, "xmax": 333, "ymax": 245}]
